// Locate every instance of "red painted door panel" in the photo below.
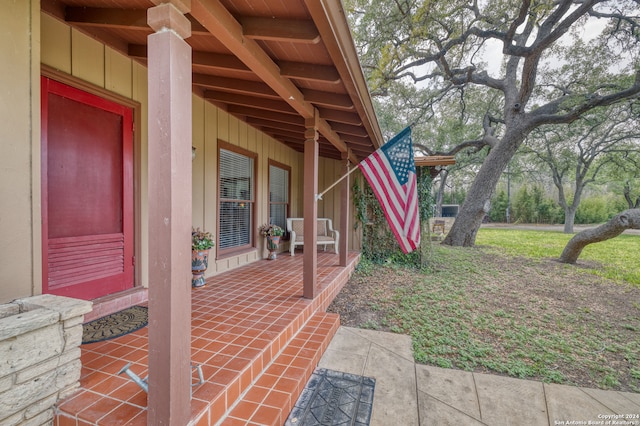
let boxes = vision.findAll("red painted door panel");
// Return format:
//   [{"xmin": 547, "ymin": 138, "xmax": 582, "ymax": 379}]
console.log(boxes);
[{"xmin": 41, "ymin": 77, "xmax": 134, "ymax": 300}]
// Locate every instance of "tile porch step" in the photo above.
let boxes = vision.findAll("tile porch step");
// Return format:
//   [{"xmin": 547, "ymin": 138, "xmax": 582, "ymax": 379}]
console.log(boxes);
[{"xmin": 219, "ymin": 312, "xmax": 340, "ymax": 425}]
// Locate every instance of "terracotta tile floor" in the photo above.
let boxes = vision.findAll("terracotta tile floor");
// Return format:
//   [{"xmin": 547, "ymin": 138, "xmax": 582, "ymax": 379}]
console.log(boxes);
[
  {"xmin": 55, "ymin": 251, "xmax": 359, "ymax": 426},
  {"xmin": 220, "ymin": 311, "xmax": 340, "ymax": 425}
]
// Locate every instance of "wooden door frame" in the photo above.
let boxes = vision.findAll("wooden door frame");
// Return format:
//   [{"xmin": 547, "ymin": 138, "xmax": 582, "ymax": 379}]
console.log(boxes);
[{"xmin": 40, "ymin": 66, "xmax": 142, "ymax": 296}]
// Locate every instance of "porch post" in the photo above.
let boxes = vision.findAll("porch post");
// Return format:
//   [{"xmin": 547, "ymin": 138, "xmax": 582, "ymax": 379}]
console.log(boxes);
[
  {"xmin": 303, "ymin": 118, "xmax": 319, "ymax": 299},
  {"xmin": 339, "ymin": 151, "xmax": 350, "ymax": 267},
  {"xmin": 147, "ymin": 2, "xmax": 192, "ymax": 425}
]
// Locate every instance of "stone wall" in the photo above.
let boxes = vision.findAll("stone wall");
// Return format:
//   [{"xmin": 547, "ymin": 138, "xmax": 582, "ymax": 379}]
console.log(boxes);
[{"xmin": 0, "ymin": 294, "xmax": 92, "ymax": 425}]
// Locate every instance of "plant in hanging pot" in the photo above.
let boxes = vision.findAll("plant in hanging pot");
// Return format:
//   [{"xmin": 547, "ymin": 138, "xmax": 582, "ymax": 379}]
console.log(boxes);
[
  {"xmin": 258, "ymin": 224, "xmax": 284, "ymax": 260},
  {"xmin": 192, "ymin": 227, "xmax": 214, "ymax": 288}
]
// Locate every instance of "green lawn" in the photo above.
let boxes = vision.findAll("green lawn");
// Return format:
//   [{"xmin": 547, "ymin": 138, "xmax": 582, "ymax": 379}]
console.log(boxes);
[{"xmin": 476, "ymin": 228, "xmax": 640, "ymax": 287}]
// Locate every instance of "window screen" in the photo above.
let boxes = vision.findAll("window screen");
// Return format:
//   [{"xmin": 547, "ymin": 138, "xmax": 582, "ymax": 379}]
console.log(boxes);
[
  {"xmin": 219, "ymin": 148, "xmax": 254, "ymax": 250},
  {"xmin": 269, "ymin": 163, "xmax": 289, "ymax": 232}
]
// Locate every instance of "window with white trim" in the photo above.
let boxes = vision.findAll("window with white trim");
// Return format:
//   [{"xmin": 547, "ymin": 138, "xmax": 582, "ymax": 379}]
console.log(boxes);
[
  {"xmin": 269, "ymin": 161, "xmax": 290, "ymax": 235},
  {"xmin": 218, "ymin": 144, "xmax": 256, "ymax": 252}
]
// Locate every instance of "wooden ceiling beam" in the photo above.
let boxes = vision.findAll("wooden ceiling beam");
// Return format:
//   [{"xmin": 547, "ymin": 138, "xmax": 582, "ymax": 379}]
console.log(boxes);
[
  {"xmin": 193, "ymin": 74, "xmax": 278, "ymax": 98},
  {"xmin": 301, "ymin": 89, "xmax": 353, "ymax": 110},
  {"xmin": 65, "ymin": 7, "xmax": 210, "ymax": 35},
  {"xmin": 68, "ymin": 7, "xmax": 323, "ymax": 45},
  {"xmin": 129, "ymin": 44, "xmax": 343, "ymax": 87},
  {"xmin": 245, "ymin": 118, "xmax": 304, "ymax": 133},
  {"xmin": 319, "ymin": 136, "xmax": 370, "ymax": 152},
  {"xmin": 317, "ymin": 107, "xmax": 361, "ymax": 126},
  {"xmin": 257, "ymin": 128, "xmax": 303, "ymax": 141},
  {"xmin": 331, "ymin": 122, "xmax": 369, "ymax": 138},
  {"xmin": 65, "ymin": 7, "xmax": 148, "ymax": 29},
  {"xmin": 193, "ymin": 76, "xmax": 357, "ymax": 108},
  {"xmin": 279, "ymin": 139, "xmax": 341, "ymax": 156},
  {"xmin": 239, "ymin": 17, "xmax": 320, "ymax": 44},
  {"xmin": 330, "ymin": 146, "xmax": 369, "ymax": 159},
  {"xmin": 204, "ymin": 90, "xmax": 298, "ymax": 114},
  {"xmin": 342, "ymin": 136, "xmax": 375, "ymax": 147},
  {"xmin": 129, "ymin": 44, "xmax": 254, "ymax": 74},
  {"xmin": 345, "ymin": 146, "xmax": 373, "ymax": 157},
  {"xmin": 278, "ymin": 61, "xmax": 340, "ymax": 84},
  {"xmin": 227, "ymin": 106, "xmax": 305, "ymax": 126}
]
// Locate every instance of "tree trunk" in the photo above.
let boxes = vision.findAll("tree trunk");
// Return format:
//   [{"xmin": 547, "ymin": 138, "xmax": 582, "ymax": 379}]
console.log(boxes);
[
  {"xmin": 444, "ymin": 130, "xmax": 525, "ymax": 247},
  {"xmin": 563, "ymin": 206, "xmax": 576, "ymax": 234},
  {"xmin": 624, "ymin": 181, "xmax": 640, "ymax": 209},
  {"xmin": 559, "ymin": 209, "xmax": 640, "ymax": 264}
]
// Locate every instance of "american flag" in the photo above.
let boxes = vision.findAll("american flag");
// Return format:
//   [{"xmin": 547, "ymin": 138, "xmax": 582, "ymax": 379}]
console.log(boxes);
[{"xmin": 358, "ymin": 127, "xmax": 420, "ymax": 253}]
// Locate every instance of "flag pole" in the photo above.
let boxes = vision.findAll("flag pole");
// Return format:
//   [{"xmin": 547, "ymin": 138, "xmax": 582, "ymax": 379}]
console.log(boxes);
[{"xmin": 315, "ymin": 163, "xmax": 359, "ymax": 200}]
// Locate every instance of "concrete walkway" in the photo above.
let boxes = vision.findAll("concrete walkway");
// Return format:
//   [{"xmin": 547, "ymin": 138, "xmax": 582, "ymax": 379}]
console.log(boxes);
[{"xmin": 318, "ymin": 326, "xmax": 640, "ymax": 426}]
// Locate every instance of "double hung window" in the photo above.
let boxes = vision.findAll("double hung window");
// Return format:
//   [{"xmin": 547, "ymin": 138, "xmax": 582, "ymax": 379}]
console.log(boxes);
[
  {"xmin": 218, "ymin": 144, "xmax": 256, "ymax": 253},
  {"xmin": 268, "ymin": 161, "xmax": 290, "ymax": 235}
]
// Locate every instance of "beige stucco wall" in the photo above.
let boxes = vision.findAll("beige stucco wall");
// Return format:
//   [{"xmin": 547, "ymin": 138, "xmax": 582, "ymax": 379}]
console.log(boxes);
[
  {"xmin": 1, "ymin": 11, "xmax": 359, "ymax": 303},
  {"xmin": 0, "ymin": 1, "xmax": 41, "ymax": 304}
]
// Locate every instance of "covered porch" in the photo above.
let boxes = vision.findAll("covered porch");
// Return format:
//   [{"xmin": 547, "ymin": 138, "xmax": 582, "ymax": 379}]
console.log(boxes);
[
  {"xmin": 56, "ymin": 251, "xmax": 360, "ymax": 425},
  {"xmin": 34, "ymin": 0, "xmax": 384, "ymax": 422}
]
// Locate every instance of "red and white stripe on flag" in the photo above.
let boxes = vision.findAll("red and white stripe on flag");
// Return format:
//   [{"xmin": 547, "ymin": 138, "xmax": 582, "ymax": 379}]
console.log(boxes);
[{"xmin": 358, "ymin": 127, "xmax": 420, "ymax": 253}]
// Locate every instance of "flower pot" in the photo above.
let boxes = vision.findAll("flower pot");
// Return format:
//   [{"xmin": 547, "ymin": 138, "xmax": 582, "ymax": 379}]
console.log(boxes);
[
  {"xmin": 192, "ymin": 249, "xmax": 209, "ymax": 288},
  {"xmin": 266, "ymin": 235, "xmax": 281, "ymax": 260}
]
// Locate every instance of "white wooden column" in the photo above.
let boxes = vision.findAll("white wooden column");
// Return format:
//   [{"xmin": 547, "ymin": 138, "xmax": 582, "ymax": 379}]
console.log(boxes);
[{"xmin": 147, "ymin": 1, "xmax": 192, "ymax": 424}]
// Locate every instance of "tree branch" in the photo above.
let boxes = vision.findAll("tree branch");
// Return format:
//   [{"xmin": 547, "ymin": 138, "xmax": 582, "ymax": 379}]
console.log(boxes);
[
  {"xmin": 530, "ymin": 70, "xmax": 640, "ymax": 126},
  {"xmin": 415, "ymin": 138, "xmax": 490, "ymax": 157},
  {"xmin": 505, "ymin": 0, "xmax": 531, "ymax": 43}
]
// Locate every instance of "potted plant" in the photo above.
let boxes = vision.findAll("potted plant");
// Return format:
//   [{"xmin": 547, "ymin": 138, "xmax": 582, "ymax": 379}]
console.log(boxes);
[
  {"xmin": 192, "ymin": 227, "xmax": 214, "ymax": 288},
  {"xmin": 258, "ymin": 224, "xmax": 284, "ymax": 260}
]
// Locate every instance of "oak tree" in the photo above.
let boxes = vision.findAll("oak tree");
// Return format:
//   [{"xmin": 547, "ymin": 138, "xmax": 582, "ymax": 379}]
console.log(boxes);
[
  {"xmin": 345, "ymin": 0, "xmax": 640, "ymax": 246},
  {"xmin": 523, "ymin": 101, "xmax": 640, "ymax": 233}
]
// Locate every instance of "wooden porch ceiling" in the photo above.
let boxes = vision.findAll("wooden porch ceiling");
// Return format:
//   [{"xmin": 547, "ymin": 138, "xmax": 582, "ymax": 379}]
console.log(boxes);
[
  {"xmin": 415, "ymin": 156, "xmax": 456, "ymax": 167},
  {"xmin": 42, "ymin": 0, "xmax": 384, "ymax": 162}
]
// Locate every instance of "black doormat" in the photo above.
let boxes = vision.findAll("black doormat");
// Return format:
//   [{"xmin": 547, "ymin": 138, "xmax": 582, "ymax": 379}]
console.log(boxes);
[
  {"xmin": 82, "ymin": 306, "xmax": 148, "ymax": 344},
  {"xmin": 285, "ymin": 368, "xmax": 375, "ymax": 426}
]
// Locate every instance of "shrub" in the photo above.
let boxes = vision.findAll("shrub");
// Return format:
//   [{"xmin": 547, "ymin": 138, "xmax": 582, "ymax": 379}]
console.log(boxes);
[
  {"xmin": 575, "ymin": 195, "xmax": 621, "ymax": 224},
  {"xmin": 511, "ymin": 185, "xmax": 562, "ymax": 224}
]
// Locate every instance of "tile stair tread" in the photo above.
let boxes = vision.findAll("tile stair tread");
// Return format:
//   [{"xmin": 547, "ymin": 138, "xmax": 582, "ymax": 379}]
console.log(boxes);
[{"xmin": 220, "ymin": 312, "xmax": 340, "ymax": 426}]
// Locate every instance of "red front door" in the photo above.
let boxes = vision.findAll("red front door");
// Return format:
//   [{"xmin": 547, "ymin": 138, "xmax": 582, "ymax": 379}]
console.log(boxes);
[{"xmin": 41, "ymin": 77, "xmax": 134, "ymax": 300}]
